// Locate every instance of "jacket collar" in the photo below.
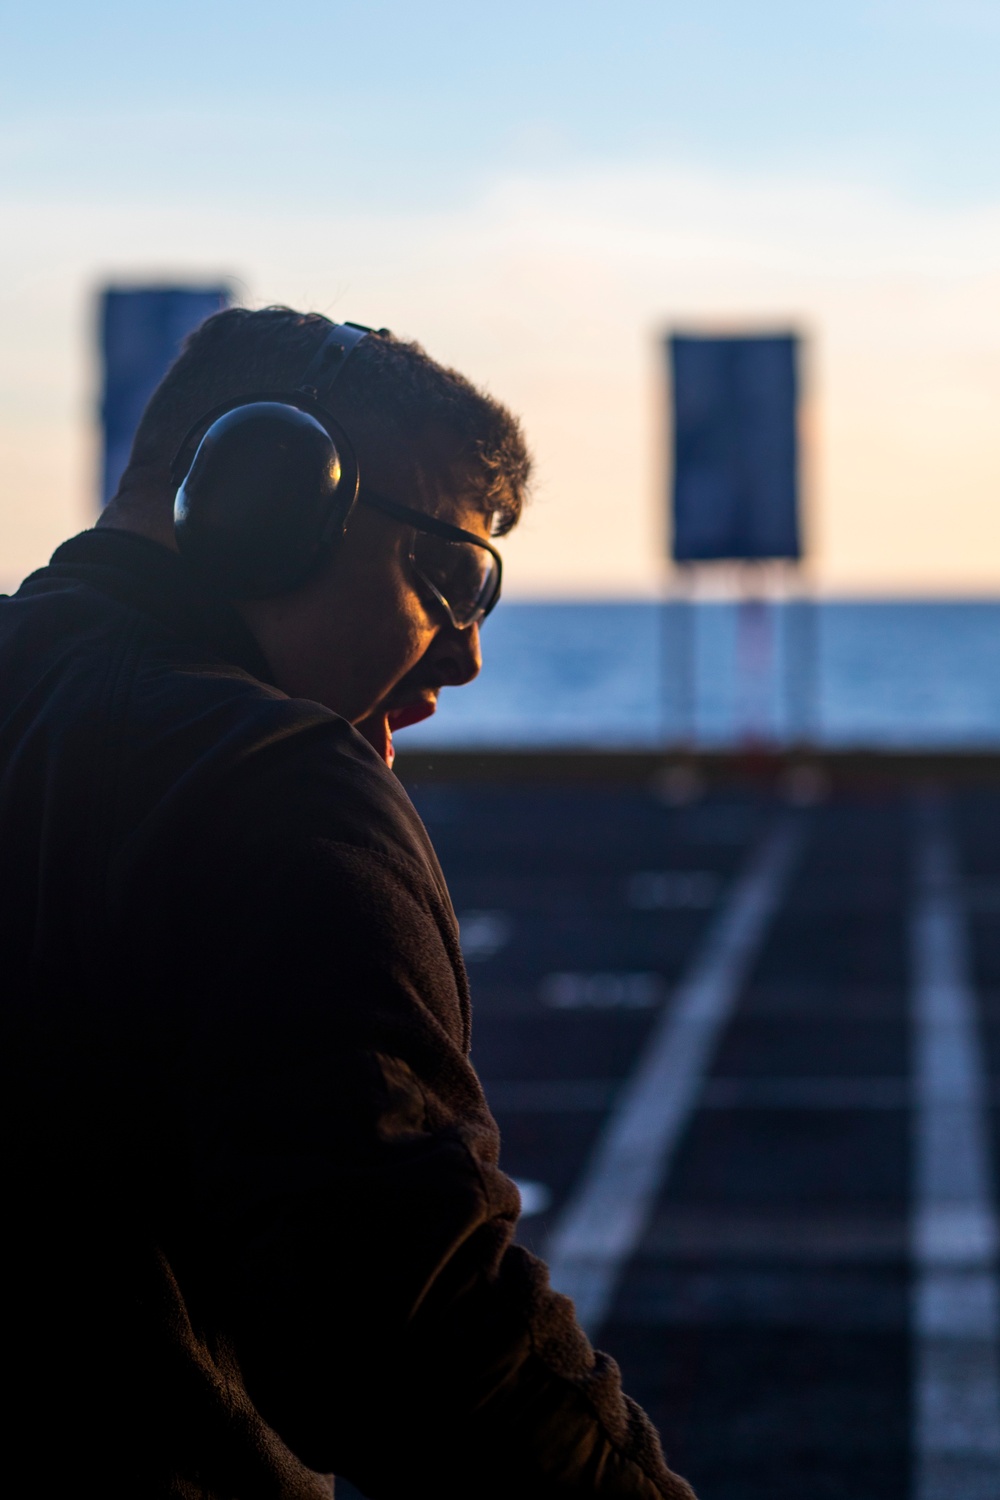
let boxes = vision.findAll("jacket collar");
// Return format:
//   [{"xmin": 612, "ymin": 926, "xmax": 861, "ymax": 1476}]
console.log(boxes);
[{"xmin": 38, "ymin": 528, "xmax": 275, "ymax": 684}]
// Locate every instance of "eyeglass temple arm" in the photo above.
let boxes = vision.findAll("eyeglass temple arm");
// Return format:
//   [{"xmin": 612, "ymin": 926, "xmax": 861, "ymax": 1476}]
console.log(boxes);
[{"xmin": 357, "ymin": 489, "xmax": 502, "ymax": 558}]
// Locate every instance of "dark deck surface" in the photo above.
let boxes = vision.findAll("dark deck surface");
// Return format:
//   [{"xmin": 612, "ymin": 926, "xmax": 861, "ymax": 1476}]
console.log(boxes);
[{"xmin": 342, "ymin": 771, "xmax": 1000, "ymax": 1499}]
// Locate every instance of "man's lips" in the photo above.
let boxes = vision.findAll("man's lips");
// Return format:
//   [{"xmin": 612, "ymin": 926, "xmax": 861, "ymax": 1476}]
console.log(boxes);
[{"xmin": 386, "ymin": 698, "xmax": 437, "ymax": 732}]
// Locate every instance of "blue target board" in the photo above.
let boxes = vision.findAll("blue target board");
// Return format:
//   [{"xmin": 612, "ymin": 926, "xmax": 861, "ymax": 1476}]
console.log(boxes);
[
  {"xmin": 99, "ymin": 285, "xmax": 231, "ymax": 506},
  {"xmin": 669, "ymin": 333, "xmax": 801, "ymax": 562}
]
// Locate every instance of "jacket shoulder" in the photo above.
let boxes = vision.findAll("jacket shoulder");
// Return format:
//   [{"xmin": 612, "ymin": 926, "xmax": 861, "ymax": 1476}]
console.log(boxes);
[{"xmin": 115, "ymin": 625, "xmax": 438, "ymax": 887}]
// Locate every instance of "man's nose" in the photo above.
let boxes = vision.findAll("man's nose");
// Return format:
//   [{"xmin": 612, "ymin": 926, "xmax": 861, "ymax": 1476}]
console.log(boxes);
[{"xmin": 428, "ymin": 620, "xmax": 482, "ymax": 687}]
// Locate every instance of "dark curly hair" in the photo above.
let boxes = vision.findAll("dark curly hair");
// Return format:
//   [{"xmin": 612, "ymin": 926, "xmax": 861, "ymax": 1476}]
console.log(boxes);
[{"xmin": 119, "ymin": 306, "xmax": 530, "ymax": 535}]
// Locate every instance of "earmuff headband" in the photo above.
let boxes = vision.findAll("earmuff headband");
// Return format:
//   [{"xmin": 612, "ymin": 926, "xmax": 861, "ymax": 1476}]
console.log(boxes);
[
  {"xmin": 170, "ymin": 321, "xmax": 377, "ymax": 489},
  {"xmin": 296, "ymin": 321, "xmax": 375, "ymax": 400}
]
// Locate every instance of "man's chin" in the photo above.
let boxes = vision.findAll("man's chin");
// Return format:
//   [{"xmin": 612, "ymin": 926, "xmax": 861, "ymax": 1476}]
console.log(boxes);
[{"xmin": 357, "ymin": 699, "xmax": 437, "ymax": 769}]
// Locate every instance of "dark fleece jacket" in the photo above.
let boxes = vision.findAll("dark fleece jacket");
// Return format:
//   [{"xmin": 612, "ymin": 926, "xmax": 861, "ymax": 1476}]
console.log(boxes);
[{"xmin": 0, "ymin": 527, "xmax": 695, "ymax": 1499}]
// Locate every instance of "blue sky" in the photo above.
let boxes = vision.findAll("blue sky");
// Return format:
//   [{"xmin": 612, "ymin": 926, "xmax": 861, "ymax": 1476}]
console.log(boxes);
[
  {"xmin": 3, "ymin": 1, "xmax": 1000, "ymax": 592},
  {"xmin": 4, "ymin": 1, "xmax": 1000, "ymax": 207}
]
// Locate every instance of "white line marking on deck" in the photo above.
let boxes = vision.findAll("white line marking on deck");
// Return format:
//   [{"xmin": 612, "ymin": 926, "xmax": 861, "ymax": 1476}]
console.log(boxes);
[
  {"xmin": 458, "ymin": 910, "xmax": 512, "ymax": 961},
  {"xmin": 626, "ymin": 870, "xmax": 721, "ymax": 910},
  {"xmin": 540, "ymin": 972, "xmax": 664, "ymax": 1010},
  {"xmin": 546, "ymin": 814, "xmax": 804, "ymax": 1337},
  {"xmin": 511, "ymin": 1178, "xmax": 552, "ymax": 1217},
  {"xmin": 911, "ymin": 792, "xmax": 1000, "ymax": 1500}
]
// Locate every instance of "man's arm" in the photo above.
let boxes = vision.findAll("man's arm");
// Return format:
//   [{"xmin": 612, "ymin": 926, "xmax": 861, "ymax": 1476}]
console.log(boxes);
[{"xmin": 160, "ymin": 742, "xmax": 695, "ymax": 1499}]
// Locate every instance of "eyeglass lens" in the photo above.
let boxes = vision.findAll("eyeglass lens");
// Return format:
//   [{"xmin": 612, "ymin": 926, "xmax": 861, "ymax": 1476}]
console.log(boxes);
[{"xmin": 410, "ymin": 532, "xmax": 501, "ymax": 628}]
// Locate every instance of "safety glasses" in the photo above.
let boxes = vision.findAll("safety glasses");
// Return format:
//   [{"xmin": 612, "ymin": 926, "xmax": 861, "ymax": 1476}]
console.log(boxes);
[{"xmin": 358, "ymin": 489, "xmax": 503, "ymax": 630}]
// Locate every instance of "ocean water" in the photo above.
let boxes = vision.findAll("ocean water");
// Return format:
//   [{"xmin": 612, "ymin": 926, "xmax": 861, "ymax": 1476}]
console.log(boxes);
[{"xmin": 400, "ymin": 599, "xmax": 1000, "ymax": 750}]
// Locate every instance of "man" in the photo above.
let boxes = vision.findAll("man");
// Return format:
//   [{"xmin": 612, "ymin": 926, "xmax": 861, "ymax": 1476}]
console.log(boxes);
[{"xmin": 0, "ymin": 308, "xmax": 695, "ymax": 1498}]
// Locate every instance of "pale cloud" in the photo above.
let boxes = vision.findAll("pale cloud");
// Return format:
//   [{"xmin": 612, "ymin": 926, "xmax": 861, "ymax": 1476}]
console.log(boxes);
[{"xmin": 3, "ymin": 162, "xmax": 1000, "ymax": 593}]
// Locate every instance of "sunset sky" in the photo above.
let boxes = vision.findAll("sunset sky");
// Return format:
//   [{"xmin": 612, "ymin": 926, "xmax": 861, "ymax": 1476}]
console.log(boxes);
[{"xmin": 3, "ymin": 1, "xmax": 1000, "ymax": 594}]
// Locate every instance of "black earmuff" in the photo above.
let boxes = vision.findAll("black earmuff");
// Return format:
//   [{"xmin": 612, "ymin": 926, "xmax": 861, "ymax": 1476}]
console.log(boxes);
[{"xmin": 171, "ymin": 321, "xmax": 377, "ymax": 599}]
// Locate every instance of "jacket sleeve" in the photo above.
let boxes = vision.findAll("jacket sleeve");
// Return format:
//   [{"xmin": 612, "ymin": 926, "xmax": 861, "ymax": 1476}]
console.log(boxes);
[{"xmin": 161, "ymin": 750, "xmax": 696, "ymax": 1500}]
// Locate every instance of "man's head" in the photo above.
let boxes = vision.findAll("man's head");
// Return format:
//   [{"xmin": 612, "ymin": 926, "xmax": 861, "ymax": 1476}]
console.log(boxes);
[{"xmin": 101, "ymin": 306, "xmax": 531, "ymax": 762}]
